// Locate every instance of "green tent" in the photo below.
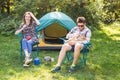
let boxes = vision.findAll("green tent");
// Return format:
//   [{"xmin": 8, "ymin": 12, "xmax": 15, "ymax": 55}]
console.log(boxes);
[{"xmin": 36, "ymin": 11, "xmax": 76, "ymax": 49}]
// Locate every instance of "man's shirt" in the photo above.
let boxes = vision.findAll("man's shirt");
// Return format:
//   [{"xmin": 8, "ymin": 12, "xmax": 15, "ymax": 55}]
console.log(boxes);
[{"xmin": 66, "ymin": 26, "xmax": 91, "ymax": 44}]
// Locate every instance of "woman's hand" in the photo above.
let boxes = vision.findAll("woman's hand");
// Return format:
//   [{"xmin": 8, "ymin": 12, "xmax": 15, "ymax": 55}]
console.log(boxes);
[
  {"xmin": 22, "ymin": 24, "xmax": 27, "ymax": 30},
  {"xmin": 28, "ymin": 12, "xmax": 35, "ymax": 18},
  {"xmin": 25, "ymin": 12, "xmax": 34, "ymax": 18},
  {"xmin": 27, "ymin": 12, "xmax": 40, "ymax": 25},
  {"xmin": 15, "ymin": 24, "xmax": 27, "ymax": 35}
]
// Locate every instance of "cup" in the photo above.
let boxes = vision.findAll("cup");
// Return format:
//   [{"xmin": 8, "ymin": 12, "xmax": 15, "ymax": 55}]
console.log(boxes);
[{"xmin": 34, "ymin": 57, "xmax": 40, "ymax": 65}]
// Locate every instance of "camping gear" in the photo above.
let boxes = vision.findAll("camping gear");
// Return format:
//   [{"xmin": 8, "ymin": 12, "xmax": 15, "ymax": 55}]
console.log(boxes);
[
  {"xmin": 34, "ymin": 57, "xmax": 40, "ymax": 65},
  {"xmin": 36, "ymin": 11, "xmax": 76, "ymax": 50},
  {"xmin": 44, "ymin": 56, "xmax": 54, "ymax": 62}
]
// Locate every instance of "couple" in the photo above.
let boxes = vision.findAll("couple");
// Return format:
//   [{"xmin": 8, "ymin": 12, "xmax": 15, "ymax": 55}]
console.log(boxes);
[{"xmin": 15, "ymin": 12, "xmax": 91, "ymax": 72}]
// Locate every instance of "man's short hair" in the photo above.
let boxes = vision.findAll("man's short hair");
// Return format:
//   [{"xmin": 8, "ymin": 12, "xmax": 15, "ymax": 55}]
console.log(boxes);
[{"xmin": 77, "ymin": 17, "xmax": 86, "ymax": 23}]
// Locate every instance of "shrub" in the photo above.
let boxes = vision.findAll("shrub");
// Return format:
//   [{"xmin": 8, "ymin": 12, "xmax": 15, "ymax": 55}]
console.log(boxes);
[{"xmin": 0, "ymin": 15, "xmax": 21, "ymax": 36}]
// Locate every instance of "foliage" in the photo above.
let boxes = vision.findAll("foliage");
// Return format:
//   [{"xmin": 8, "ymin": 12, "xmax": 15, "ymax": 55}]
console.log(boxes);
[
  {"xmin": 0, "ymin": 14, "xmax": 20, "ymax": 36},
  {"xmin": 12, "ymin": 0, "xmax": 39, "ymax": 19},
  {"xmin": 0, "ymin": 0, "xmax": 120, "ymax": 36},
  {"xmin": 0, "ymin": 0, "xmax": 39, "ymax": 36},
  {"xmin": 101, "ymin": 0, "xmax": 120, "ymax": 24}
]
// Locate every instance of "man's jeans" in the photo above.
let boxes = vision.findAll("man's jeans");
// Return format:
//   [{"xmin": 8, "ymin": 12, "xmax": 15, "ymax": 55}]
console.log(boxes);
[{"xmin": 22, "ymin": 39, "xmax": 35, "ymax": 54}]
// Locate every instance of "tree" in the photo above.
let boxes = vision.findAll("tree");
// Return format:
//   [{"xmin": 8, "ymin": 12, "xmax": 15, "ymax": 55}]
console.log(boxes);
[
  {"xmin": 0, "ymin": 0, "xmax": 14, "ymax": 14},
  {"xmin": 102, "ymin": 0, "xmax": 120, "ymax": 23}
]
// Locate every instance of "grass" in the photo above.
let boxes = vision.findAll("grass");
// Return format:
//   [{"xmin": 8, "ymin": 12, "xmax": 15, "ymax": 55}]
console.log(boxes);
[{"xmin": 0, "ymin": 23, "xmax": 120, "ymax": 80}]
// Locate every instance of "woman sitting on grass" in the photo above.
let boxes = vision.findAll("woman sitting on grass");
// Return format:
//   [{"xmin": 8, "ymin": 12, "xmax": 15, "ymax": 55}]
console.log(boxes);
[{"xmin": 15, "ymin": 11, "xmax": 40, "ymax": 67}]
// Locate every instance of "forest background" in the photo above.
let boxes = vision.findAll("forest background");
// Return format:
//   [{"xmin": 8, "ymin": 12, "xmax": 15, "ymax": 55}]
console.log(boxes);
[{"xmin": 0, "ymin": 0, "xmax": 120, "ymax": 36}]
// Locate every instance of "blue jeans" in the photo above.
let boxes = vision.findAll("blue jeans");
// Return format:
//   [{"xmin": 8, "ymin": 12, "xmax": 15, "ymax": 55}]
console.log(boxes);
[{"xmin": 22, "ymin": 38, "xmax": 35, "ymax": 54}]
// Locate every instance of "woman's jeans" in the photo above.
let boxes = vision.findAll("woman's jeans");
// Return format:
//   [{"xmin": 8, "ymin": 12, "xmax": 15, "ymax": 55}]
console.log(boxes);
[{"xmin": 22, "ymin": 38, "xmax": 35, "ymax": 54}]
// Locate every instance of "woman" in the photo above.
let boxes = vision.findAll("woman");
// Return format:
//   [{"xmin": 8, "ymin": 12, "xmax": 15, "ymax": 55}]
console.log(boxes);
[{"xmin": 15, "ymin": 12, "xmax": 40, "ymax": 67}]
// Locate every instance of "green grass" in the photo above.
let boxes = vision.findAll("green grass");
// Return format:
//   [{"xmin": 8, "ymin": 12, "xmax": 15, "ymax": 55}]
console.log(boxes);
[{"xmin": 0, "ymin": 23, "xmax": 120, "ymax": 80}]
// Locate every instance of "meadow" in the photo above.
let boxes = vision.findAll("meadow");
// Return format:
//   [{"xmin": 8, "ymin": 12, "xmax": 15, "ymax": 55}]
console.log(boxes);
[{"xmin": 0, "ymin": 23, "xmax": 120, "ymax": 80}]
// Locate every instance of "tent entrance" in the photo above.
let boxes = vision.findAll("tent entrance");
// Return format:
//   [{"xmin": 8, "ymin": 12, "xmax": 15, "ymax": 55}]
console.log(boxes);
[
  {"xmin": 45, "ymin": 38, "xmax": 63, "ymax": 44},
  {"xmin": 44, "ymin": 23, "xmax": 68, "ymax": 44}
]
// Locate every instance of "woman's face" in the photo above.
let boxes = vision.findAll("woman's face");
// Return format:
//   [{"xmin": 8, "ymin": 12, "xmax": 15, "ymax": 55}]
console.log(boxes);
[{"xmin": 24, "ymin": 13, "xmax": 31, "ymax": 22}]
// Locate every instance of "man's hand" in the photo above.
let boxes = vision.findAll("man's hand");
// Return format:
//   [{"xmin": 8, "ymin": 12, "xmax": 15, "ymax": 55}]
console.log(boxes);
[{"xmin": 81, "ymin": 35, "xmax": 86, "ymax": 40}]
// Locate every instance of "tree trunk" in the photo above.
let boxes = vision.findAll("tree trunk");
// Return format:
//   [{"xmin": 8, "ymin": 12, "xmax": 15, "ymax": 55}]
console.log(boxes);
[{"xmin": 6, "ymin": 0, "xmax": 10, "ymax": 14}]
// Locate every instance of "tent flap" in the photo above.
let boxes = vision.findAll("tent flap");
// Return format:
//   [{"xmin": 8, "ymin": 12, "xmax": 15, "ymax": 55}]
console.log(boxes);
[{"xmin": 37, "ymin": 11, "xmax": 76, "ymax": 31}]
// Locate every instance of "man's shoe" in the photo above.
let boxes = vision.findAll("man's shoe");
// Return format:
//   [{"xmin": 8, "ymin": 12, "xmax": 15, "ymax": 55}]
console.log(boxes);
[
  {"xmin": 69, "ymin": 65, "xmax": 76, "ymax": 73},
  {"xmin": 25, "ymin": 58, "xmax": 33, "ymax": 64},
  {"xmin": 51, "ymin": 66, "xmax": 61, "ymax": 73}
]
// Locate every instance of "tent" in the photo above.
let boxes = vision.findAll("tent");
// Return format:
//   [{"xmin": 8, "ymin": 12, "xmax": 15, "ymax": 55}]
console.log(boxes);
[{"xmin": 36, "ymin": 11, "xmax": 76, "ymax": 50}]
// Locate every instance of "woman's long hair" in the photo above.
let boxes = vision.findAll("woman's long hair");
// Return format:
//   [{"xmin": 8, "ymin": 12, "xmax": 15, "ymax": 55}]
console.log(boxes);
[{"xmin": 22, "ymin": 12, "xmax": 34, "ymax": 32}]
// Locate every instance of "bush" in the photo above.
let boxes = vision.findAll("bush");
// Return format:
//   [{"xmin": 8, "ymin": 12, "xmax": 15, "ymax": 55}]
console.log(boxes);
[{"xmin": 0, "ymin": 15, "xmax": 21, "ymax": 36}]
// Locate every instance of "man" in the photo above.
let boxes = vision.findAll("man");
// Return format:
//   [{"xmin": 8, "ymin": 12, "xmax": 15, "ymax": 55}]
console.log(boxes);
[{"xmin": 51, "ymin": 17, "xmax": 91, "ymax": 72}]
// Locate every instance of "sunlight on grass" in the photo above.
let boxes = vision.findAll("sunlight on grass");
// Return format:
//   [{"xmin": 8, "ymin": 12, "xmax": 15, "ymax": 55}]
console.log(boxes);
[
  {"xmin": 101, "ymin": 23, "xmax": 120, "ymax": 40},
  {"xmin": 0, "ymin": 23, "xmax": 120, "ymax": 80}
]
